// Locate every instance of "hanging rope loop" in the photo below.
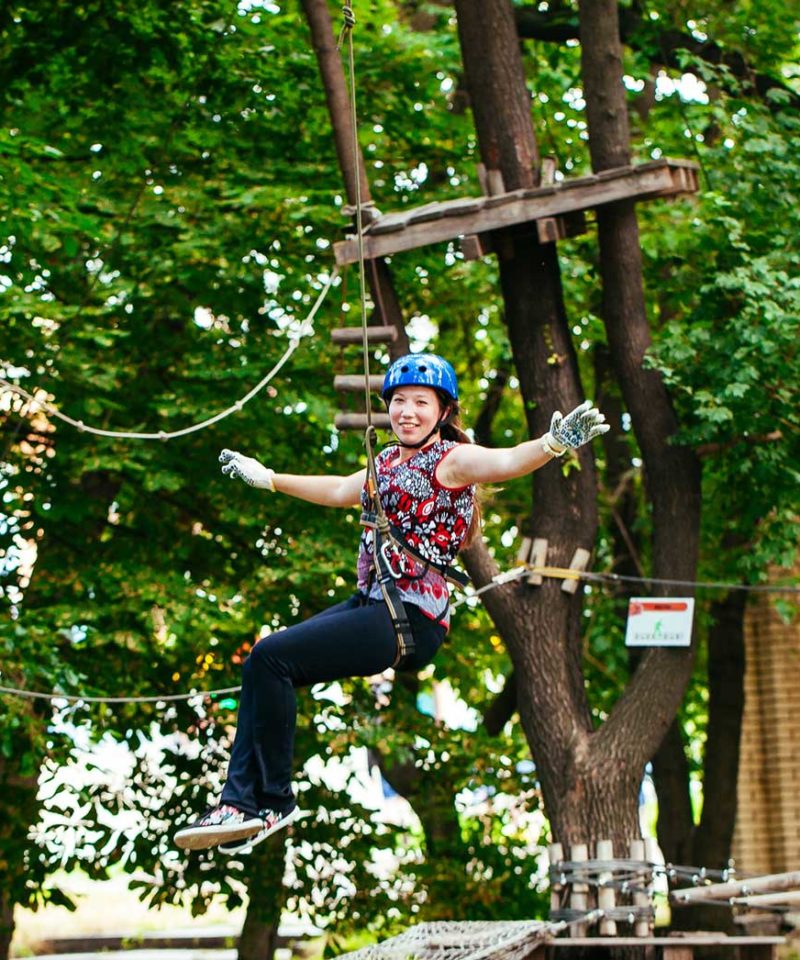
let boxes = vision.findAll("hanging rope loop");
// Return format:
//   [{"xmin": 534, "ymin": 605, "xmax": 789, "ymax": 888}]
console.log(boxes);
[{"xmin": 337, "ymin": 2, "xmax": 356, "ymax": 50}]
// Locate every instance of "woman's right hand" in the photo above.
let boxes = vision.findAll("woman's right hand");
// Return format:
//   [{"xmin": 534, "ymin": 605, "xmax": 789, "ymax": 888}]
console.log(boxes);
[{"xmin": 219, "ymin": 449, "xmax": 275, "ymax": 491}]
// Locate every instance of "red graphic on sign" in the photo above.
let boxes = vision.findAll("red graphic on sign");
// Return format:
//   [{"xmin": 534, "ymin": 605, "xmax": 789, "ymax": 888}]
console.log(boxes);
[{"xmin": 628, "ymin": 601, "xmax": 688, "ymax": 617}]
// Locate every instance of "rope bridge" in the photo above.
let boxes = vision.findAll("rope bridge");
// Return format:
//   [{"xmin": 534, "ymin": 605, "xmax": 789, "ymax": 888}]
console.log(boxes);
[{"xmin": 335, "ymin": 921, "xmax": 559, "ymax": 960}]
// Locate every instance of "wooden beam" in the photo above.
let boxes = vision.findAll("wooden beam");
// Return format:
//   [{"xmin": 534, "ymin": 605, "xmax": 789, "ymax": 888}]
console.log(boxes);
[
  {"xmin": 672, "ymin": 871, "xmax": 800, "ymax": 904},
  {"xmin": 333, "ymin": 159, "xmax": 698, "ymax": 265},
  {"xmin": 732, "ymin": 891, "xmax": 800, "ymax": 908},
  {"xmin": 549, "ymin": 938, "xmax": 785, "ymax": 947}
]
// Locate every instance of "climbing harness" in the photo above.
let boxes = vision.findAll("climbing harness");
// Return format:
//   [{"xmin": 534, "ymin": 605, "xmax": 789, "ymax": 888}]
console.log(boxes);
[{"xmin": 360, "ymin": 429, "xmax": 415, "ymax": 667}]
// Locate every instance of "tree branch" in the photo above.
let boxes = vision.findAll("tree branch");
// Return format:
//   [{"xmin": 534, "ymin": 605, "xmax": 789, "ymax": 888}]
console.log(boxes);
[{"xmin": 514, "ymin": 5, "xmax": 800, "ymax": 109}]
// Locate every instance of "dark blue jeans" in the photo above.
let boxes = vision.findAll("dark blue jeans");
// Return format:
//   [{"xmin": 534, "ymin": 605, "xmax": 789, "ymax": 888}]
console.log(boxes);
[{"xmin": 220, "ymin": 593, "xmax": 445, "ymax": 817}]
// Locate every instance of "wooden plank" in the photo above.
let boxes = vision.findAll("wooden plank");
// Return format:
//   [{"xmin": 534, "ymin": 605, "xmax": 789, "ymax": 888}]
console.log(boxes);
[
  {"xmin": 407, "ymin": 201, "xmax": 448, "ymax": 225},
  {"xmin": 334, "ymin": 375, "xmax": 385, "ymax": 392},
  {"xmin": 333, "ymin": 160, "xmax": 698, "ymax": 264},
  {"xmin": 732, "ymin": 891, "xmax": 800, "ymax": 907},
  {"xmin": 334, "ymin": 412, "xmax": 392, "ymax": 431},
  {"xmin": 331, "ymin": 325, "xmax": 398, "ymax": 345},
  {"xmin": 672, "ymin": 871, "xmax": 800, "ymax": 904},
  {"xmin": 549, "ymin": 937, "xmax": 785, "ymax": 947}
]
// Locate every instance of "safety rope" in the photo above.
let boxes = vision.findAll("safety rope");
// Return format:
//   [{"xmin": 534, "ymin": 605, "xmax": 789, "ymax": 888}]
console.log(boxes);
[
  {"xmin": 0, "ymin": 683, "xmax": 240, "ymax": 704},
  {"xmin": 0, "ymin": 268, "xmax": 337, "ymax": 441},
  {"xmin": 338, "ymin": 3, "xmax": 415, "ymax": 668},
  {"xmin": 338, "ymin": 1, "xmax": 372, "ymax": 435}
]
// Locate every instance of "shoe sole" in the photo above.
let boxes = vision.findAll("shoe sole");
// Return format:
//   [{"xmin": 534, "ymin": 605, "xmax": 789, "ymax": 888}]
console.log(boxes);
[
  {"xmin": 218, "ymin": 806, "xmax": 302, "ymax": 856},
  {"xmin": 175, "ymin": 817, "xmax": 265, "ymax": 851}
]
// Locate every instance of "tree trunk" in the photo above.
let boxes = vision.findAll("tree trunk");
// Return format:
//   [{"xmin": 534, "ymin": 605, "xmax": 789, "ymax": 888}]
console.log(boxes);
[
  {"xmin": 238, "ymin": 834, "xmax": 289, "ymax": 960},
  {"xmin": 0, "ymin": 892, "xmax": 13, "ymax": 960},
  {"xmin": 577, "ymin": 0, "xmax": 701, "ymax": 764},
  {"xmin": 654, "ymin": 591, "xmax": 746, "ymax": 935},
  {"xmin": 300, "ymin": 0, "xmax": 408, "ymax": 351},
  {"xmin": 455, "ymin": 0, "xmax": 643, "ymax": 849}
]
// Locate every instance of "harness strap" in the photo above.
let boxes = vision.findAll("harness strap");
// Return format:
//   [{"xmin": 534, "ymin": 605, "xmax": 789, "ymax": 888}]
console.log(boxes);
[
  {"xmin": 371, "ymin": 521, "xmax": 415, "ymax": 668},
  {"xmin": 360, "ymin": 511, "xmax": 471, "ymax": 590},
  {"xmin": 363, "ymin": 426, "xmax": 415, "ymax": 668}
]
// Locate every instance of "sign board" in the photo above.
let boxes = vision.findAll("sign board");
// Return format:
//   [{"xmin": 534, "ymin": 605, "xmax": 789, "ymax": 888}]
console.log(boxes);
[{"xmin": 625, "ymin": 598, "xmax": 695, "ymax": 648}]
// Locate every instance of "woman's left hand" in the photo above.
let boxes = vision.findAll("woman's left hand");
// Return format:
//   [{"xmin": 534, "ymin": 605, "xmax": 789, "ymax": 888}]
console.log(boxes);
[{"xmin": 542, "ymin": 401, "xmax": 609, "ymax": 457}]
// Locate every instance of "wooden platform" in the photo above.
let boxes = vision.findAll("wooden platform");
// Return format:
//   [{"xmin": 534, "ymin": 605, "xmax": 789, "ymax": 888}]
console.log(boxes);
[
  {"xmin": 544, "ymin": 935, "xmax": 784, "ymax": 960},
  {"xmin": 333, "ymin": 159, "xmax": 699, "ymax": 265}
]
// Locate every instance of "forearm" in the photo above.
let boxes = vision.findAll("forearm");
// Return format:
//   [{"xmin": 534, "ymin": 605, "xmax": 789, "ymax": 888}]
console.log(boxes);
[
  {"xmin": 491, "ymin": 436, "xmax": 555, "ymax": 481},
  {"xmin": 271, "ymin": 473, "xmax": 359, "ymax": 507}
]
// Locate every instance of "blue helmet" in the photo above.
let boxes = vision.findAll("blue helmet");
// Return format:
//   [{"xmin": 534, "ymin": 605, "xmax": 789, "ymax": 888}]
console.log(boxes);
[{"xmin": 382, "ymin": 353, "xmax": 459, "ymax": 402}]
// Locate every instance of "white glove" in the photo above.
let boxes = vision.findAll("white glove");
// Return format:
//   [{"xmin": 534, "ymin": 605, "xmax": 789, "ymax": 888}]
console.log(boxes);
[
  {"xmin": 219, "ymin": 449, "xmax": 276, "ymax": 491},
  {"xmin": 542, "ymin": 401, "xmax": 609, "ymax": 457}
]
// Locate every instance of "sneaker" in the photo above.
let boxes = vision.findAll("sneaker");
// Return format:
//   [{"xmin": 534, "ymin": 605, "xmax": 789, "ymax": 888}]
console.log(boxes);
[
  {"xmin": 174, "ymin": 804, "xmax": 265, "ymax": 851},
  {"xmin": 218, "ymin": 805, "xmax": 301, "ymax": 856}
]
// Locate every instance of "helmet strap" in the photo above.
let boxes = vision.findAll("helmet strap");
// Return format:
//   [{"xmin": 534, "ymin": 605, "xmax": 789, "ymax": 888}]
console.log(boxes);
[{"xmin": 395, "ymin": 422, "xmax": 442, "ymax": 450}]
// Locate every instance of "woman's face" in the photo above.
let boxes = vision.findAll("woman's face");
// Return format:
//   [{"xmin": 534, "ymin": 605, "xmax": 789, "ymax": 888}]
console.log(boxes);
[{"xmin": 388, "ymin": 386, "xmax": 446, "ymax": 446}]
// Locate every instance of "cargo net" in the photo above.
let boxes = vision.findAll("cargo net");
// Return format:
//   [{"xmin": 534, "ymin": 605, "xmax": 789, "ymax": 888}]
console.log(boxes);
[{"xmin": 336, "ymin": 920, "xmax": 557, "ymax": 960}]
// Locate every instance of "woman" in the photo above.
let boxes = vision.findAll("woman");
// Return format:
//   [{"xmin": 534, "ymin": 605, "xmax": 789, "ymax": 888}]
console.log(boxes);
[{"xmin": 174, "ymin": 353, "xmax": 607, "ymax": 853}]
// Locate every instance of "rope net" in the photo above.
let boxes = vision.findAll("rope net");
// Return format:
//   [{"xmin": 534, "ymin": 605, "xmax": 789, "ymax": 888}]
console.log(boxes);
[{"xmin": 336, "ymin": 921, "xmax": 556, "ymax": 960}]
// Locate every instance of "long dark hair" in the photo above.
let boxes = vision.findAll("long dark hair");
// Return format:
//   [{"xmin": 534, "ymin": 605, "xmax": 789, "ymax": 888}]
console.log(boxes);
[{"xmin": 435, "ymin": 390, "xmax": 482, "ymax": 547}]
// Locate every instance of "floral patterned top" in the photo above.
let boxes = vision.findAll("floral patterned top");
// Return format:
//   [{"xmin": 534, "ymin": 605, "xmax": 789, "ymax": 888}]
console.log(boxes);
[{"xmin": 357, "ymin": 440, "xmax": 475, "ymax": 628}]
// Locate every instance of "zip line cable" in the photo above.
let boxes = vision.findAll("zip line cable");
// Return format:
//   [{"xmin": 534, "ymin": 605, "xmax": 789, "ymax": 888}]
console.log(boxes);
[
  {"xmin": 0, "ymin": 268, "xmax": 338, "ymax": 441},
  {"xmin": 3, "ymin": 558, "xmax": 795, "ymax": 707}
]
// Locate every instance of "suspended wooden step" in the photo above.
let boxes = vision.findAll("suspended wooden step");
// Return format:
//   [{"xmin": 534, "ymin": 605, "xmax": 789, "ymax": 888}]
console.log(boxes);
[
  {"xmin": 331, "ymin": 328, "xmax": 395, "ymax": 430},
  {"xmin": 334, "ymin": 375, "xmax": 385, "ymax": 392},
  {"xmin": 333, "ymin": 158, "xmax": 699, "ymax": 265},
  {"xmin": 330, "ymin": 325, "xmax": 398, "ymax": 345},
  {"xmin": 334, "ymin": 412, "xmax": 391, "ymax": 431}
]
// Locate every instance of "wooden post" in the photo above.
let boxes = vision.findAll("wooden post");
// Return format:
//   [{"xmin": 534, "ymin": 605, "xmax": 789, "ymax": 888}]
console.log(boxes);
[
  {"xmin": 630, "ymin": 839, "xmax": 649, "ymax": 937},
  {"xmin": 549, "ymin": 843, "xmax": 564, "ymax": 919},
  {"xmin": 644, "ymin": 837, "xmax": 659, "ymax": 935},
  {"xmin": 527, "ymin": 538, "xmax": 548, "ymax": 585},
  {"xmin": 562, "ymin": 547, "xmax": 591, "ymax": 594},
  {"xmin": 571, "ymin": 843, "xmax": 589, "ymax": 936},
  {"xmin": 516, "ymin": 536, "xmax": 533, "ymax": 567},
  {"xmin": 597, "ymin": 839, "xmax": 617, "ymax": 935}
]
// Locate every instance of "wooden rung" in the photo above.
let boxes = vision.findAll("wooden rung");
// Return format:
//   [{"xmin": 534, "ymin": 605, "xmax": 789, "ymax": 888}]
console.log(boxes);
[
  {"xmin": 334, "ymin": 375, "xmax": 385, "ymax": 392},
  {"xmin": 331, "ymin": 326, "xmax": 398, "ymax": 345},
  {"xmin": 334, "ymin": 413, "xmax": 392, "ymax": 431},
  {"xmin": 562, "ymin": 547, "xmax": 591, "ymax": 594}
]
